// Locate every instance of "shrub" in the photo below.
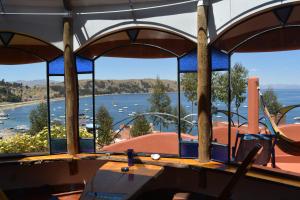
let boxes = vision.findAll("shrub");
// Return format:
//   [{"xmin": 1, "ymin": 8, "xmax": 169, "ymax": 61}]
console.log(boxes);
[{"xmin": 0, "ymin": 126, "xmax": 92, "ymax": 154}]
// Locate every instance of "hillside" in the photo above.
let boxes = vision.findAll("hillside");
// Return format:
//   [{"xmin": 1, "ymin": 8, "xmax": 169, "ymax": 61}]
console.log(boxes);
[
  {"xmin": 79, "ymin": 79, "xmax": 177, "ymax": 95},
  {"xmin": 0, "ymin": 79, "xmax": 178, "ymax": 103}
]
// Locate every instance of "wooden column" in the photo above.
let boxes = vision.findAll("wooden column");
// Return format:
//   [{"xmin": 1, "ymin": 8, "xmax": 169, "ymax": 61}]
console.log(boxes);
[
  {"xmin": 197, "ymin": 3, "xmax": 211, "ymax": 162},
  {"xmin": 64, "ymin": 17, "xmax": 79, "ymax": 155}
]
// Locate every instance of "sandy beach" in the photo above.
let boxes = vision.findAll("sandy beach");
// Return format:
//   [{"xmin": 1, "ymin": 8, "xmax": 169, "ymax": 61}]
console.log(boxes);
[{"xmin": 0, "ymin": 97, "xmax": 65, "ymax": 111}]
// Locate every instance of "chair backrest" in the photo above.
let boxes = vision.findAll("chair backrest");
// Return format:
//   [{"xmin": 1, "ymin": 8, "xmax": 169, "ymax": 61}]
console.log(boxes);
[
  {"xmin": 218, "ymin": 143, "xmax": 262, "ymax": 200},
  {"xmin": 234, "ymin": 134, "xmax": 272, "ymax": 166}
]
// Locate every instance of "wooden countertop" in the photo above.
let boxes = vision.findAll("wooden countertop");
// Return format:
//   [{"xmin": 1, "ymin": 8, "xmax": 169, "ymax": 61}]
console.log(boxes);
[
  {"xmin": 80, "ymin": 161, "xmax": 164, "ymax": 200},
  {"xmin": 1, "ymin": 153, "xmax": 300, "ymax": 188}
]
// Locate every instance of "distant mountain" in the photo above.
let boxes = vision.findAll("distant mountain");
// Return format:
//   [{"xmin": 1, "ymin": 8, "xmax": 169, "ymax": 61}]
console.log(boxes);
[
  {"xmin": 16, "ymin": 80, "xmax": 59, "ymax": 87},
  {"xmin": 78, "ymin": 79, "xmax": 177, "ymax": 95},
  {"xmin": 261, "ymin": 84, "xmax": 300, "ymax": 90},
  {"xmin": 49, "ymin": 78, "xmax": 178, "ymax": 98}
]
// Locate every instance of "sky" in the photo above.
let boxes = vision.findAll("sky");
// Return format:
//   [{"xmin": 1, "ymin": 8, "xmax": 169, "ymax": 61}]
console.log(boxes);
[{"xmin": 1, "ymin": 50, "xmax": 300, "ymax": 86}]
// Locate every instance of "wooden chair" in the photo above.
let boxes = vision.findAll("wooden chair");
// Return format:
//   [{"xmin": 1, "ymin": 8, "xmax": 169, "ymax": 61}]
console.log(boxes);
[
  {"xmin": 173, "ymin": 143, "xmax": 262, "ymax": 200},
  {"xmin": 217, "ymin": 143, "xmax": 262, "ymax": 200}
]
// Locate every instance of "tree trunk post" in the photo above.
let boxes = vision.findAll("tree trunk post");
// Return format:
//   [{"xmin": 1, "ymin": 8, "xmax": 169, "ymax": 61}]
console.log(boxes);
[
  {"xmin": 64, "ymin": 17, "xmax": 79, "ymax": 155},
  {"xmin": 197, "ymin": 1, "xmax": 211, "ymax": 162}
]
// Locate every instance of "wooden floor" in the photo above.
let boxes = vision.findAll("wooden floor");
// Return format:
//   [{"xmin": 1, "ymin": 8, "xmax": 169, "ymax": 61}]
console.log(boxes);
[{"xmin": 5, "ymin": 186, "xmax": 83, "ymax": 200}]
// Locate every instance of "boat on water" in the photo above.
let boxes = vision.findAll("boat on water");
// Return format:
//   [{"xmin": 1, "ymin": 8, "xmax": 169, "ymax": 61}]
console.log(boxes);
[
  {"xmin": 14, "ymin": 125, "xmax": 29, "ymax": 132},
  {"xmin": 0, "ymin": 111, "xmax": 8, "ymax": 117},
  {"xmin": 0, "ymin": 121, "xmax": 3, "ymax": 124},
  {"xmin": 0, "ymin": 111, "xmax": 9, "ymax": 120},
  {"xmin": 294, "ymin": 117, "xmax": 300, "ymax": 120}
]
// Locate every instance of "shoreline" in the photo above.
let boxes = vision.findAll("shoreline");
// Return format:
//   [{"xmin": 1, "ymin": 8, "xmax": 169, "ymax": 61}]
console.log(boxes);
[
  {"xmin": 0, "ymin": 97, "xmax": 65, "ymax": 111},
  {"xmin": 0, "ymin": 92, "xmax": 178, "ymax": 111}
]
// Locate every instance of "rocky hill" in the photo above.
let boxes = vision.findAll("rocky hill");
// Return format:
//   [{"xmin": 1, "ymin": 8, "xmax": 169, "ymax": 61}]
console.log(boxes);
[
  {"xmin": 79, "ymin": 79, "xmax": 177, "ymax": 95},
  {"xmin": 0, "ymin": 79, "xmax": 178, "ymax": 102}
]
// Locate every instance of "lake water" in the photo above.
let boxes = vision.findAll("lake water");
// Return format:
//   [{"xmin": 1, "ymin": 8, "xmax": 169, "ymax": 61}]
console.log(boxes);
[{"xmin": 1, "ymin": 89, "xmax": 300, "ymax": 135}]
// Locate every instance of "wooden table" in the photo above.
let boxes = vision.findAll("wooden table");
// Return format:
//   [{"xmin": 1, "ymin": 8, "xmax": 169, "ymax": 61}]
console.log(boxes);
[{"xmin": 80, "ymin": 161, "xmax": 164, "ymax": 200}]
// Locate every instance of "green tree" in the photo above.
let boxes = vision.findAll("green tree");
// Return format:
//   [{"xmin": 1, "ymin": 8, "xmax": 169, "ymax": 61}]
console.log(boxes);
[
  {"xmin": 231, "ymin": 63, "xmax": 248, "ymax": 125},
  {"xmin": 172, "ymin": 104, "xmax": 189, "ymax": 133},
  {"xmin": 181, "ymin": 73, "xmax": 197, "ymax": 115},
  {"xmin": 214, "ymin": 63, "xmax": 248, "ymax": 125},
  {"xmin": 262, "ymin": 88, "xmax": 282, "ymax": 115},
  {"xmin": 29, "ymin": 102, "xmax": 48, "ymax": 134},
  {"xmin": 148, "ymin": 77, "xmax": 172, "ymax": 131},
  {"xmin": 181, "ymin": 72, "xmax": 219, "ymax": 113},
  {"xmin": 96, "ymin": 106, "xmax": 114, "ymax": 148},
  {"xmin": 130, "ymin": 115, "xmax": 151, "ymax": 137}
]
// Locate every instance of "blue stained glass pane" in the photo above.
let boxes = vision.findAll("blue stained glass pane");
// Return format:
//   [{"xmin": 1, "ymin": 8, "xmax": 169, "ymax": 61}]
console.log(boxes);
[
  {"xmin": 76, "ymin": 56, "xmax": 93, "ymax": 73},
  {"xmin": 211, "ymin": 48, "xmax": 229, "ymax": 71},
  {"xmin": 48, "ymin": 56, "xmax": 93, "ymax": 75},
  {"xmin": 179, "ymin": 49, "xmax": 197, "ymax": 73},
  {"xmin": 48, "ymin": 56, "xmax": 64, "ymax": 75},
  {"xmin": 178, "ymin": 48, "xmax": 229, "ymax": 73}
]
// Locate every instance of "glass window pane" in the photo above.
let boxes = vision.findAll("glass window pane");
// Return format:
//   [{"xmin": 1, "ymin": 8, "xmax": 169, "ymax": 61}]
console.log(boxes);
[{"xmin": 0, "ymin": 62, "xmax": 49, "ymax": 155}]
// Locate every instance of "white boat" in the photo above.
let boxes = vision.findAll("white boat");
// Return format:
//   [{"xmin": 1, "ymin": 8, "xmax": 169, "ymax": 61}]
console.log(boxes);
[
  {"xmin": 128, "ymin": 113, "xmax": 133, "ymax": 116},
  {"xmin": 134, "ymin": 104, "xmax": 138, "ymax": 106},
  {"xmin": 123, "ymin": 106, "xmax": 128, "ymax": 109},
  {"xmin": 59, "ymin": 115, "xmax": 66, "ymax": 118},
  {"xmin": 118, "ymin": 110, "xmax": 123, "ymax": 113},
  {"xmin": 185, "ymin": 105, "xmax": 190, "ymax": 108},
  {"xmin": 0, "ymin": 121, "xmax": 3, "ymax": 124},
  {"xmin": 243, "ymin": 105, "xmax": 248, "ymax": 108},
  {"xmin": 14, "ymin": 125, "xmax": 29, "ymax": 132},
  {"xmin": 113, "ymin": 104, "xmax": 118, "ymax": 107},
  {"xmin": 0, "ymin": 116, "xmax": 8, "ymax": 120},
  {"xmin": 84, "ymin": 108, "xmax": 90, "ymax": 111},
  {"xmin": 294, "ymin": 117, "xmax": 300, "ymax": 120},
  {"xmin": 0, "ymin": 111, "xmax": 8, "ymax": 117},
  {"xmin": 216, "ymin": 115, "xmax": 223, "ymax": 118}
]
